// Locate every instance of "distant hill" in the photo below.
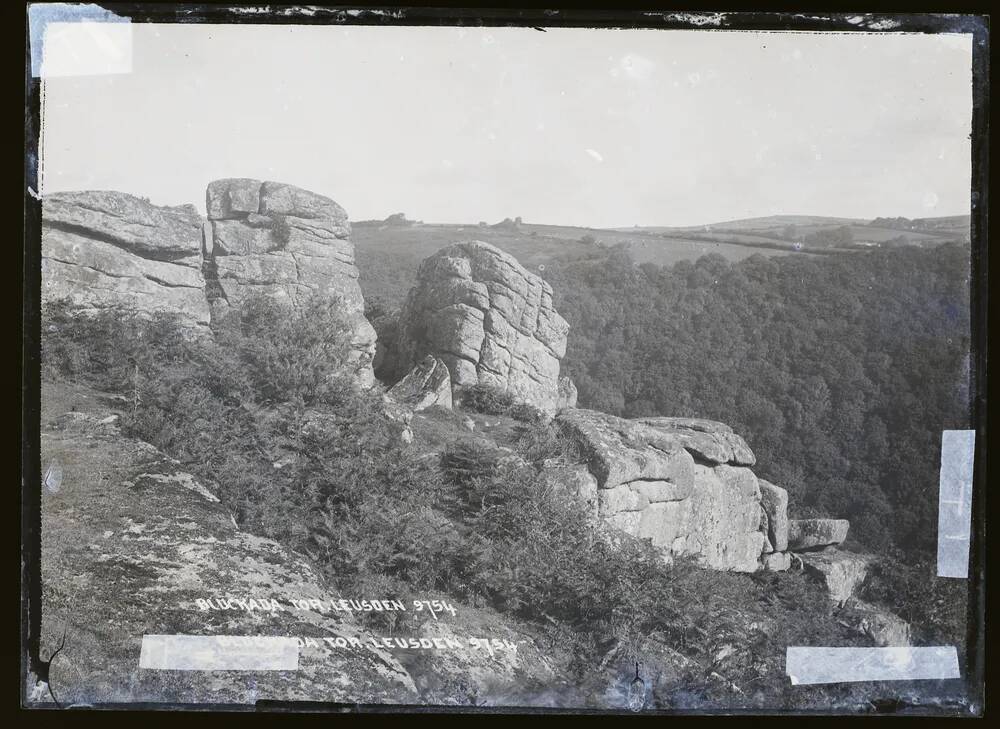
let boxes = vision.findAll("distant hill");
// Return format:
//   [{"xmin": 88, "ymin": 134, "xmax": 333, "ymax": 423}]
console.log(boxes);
[
  {"xmin": 613, "ymin": 213, "xmax": 969, "ymax": 235},
  {"xmin": 352, "ymin": 214, "xmax": 970, "ymax": 310},
  {"xmin": 352, "ymin": 220, "xmax": 819, "ymax": 311},
  {"xmin": 615, "ymin": 214, "xmax": 970, "ymax": 244},
  {"xmin": 619, "ymin": 215, "xmax": 867, "ymax": 234}
]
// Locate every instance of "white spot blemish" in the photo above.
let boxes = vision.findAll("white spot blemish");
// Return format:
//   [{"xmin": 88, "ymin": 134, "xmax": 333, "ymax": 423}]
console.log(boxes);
[
  {"xmin": 585, "ymin": 149, "xmax": 604, "ymax": 163},
  {"xmin": 619, "ymin": 53, "xmax": 654, "ymax": 81}
]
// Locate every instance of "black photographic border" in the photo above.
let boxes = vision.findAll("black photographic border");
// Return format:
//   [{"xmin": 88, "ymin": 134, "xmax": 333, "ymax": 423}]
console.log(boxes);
[{"xmin": 20, "ymin": 3, "xmax": 989, "ymax": 718}]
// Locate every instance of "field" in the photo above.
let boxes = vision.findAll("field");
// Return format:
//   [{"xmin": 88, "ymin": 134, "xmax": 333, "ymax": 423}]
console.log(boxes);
[
  {"xmin": 353, "ymin": 213, "xmax": 970, "ymax": 310},
  {"xmin": 618, "ymin": 214, "xmax": 969, "ymax": 245},
  {"xmin": 353, "ymin": 222, "xmax": 809, "ymax": 309}
]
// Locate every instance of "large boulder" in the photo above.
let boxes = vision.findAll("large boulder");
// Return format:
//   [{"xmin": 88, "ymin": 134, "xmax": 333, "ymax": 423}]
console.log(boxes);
[
  {"xmin": 558, "ymin": 409, "xmax": 695, "ymax": 490},
  {"xmin": 634, "ymin": 417, "xmax": 755, "ymax": 466},
  {"xmin": 203, "ymin": 179, "xmax": 376, "ymax": 388},
  {"xmin": 387, "ymin": 355, "xmax": 453, "ymax": 411},
  {"xmin": 556, "ymin": 409, "xmax": 771, "ymax": 572},
  {"xmin": 41, "ymin": 191, "xmax": 211, "ymax": 333},
  {"xmin": 35, "ymin": 382, "xmax": 416, "ymax": 706},
  {"xmin": 389, "ymin": 241, "xmax": 571, "ymax": 413},
  {"xmin": 843, "ymin": 600, "xmax": 912, "ymax": 647},
  {"xmin": 788, "ymin": 518, "xmax": 850, "ymax": 551},
  {"xmin": 800, "ymin": 549, "xmax": 871, "ymax": 605}
]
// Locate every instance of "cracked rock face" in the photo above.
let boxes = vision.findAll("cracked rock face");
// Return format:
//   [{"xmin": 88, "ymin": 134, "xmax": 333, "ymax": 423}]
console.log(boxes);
[
  {"xmin": 556, "ymin": 409, "xmax": 781, "ymax": 572},
  {"xmin": 390, "ymin": 241, "xmax": 572, "ymax": 412},
  {"xmin": 41, "ymin": 191, "xmax": 211, "ymax": 333},
  {"xmin": 41, "ymin": 182, "xmax": 378, "ymax": 389},
  {"xmin": 204, "ymin": 179, "xmax": 376, "ymax": 388},
  {"xmin": 758, "ymin": 479, "xmax": 790, "ymax": 552}
]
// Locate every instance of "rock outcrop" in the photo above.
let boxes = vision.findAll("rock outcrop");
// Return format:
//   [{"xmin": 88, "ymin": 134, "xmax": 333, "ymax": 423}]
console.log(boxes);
[
  {"xmin": 555, "ymin": 409, "xmax": 787, "ymax": 572},
  {"xmin": 389, "ymin": 241, "xmax": 573, "ymax": 413},
  {"xmin": 41, "ymin": 191, "xmax": 211, "ymax": 333},
  {"xmin": 758, "ymin": 479, "xmax": 789, "ymax": 552},
  {"xmin": 41, "ymin": 181, "xmax": 377, "ymax": 388},
  {"xmin": 842, "ymin": 599, "xmax": 912, "ymax": 647},
  {"xmin": 799, "ymin": 549, "xmax": 870, "ymax": 605},
  {"xmin": 492, "ymin": 216, "xmax": 522, "ymax": 231},
  {"xmin": 788, "ymin": 518, "xmax": 850, "ymax": 551},
  {"xmin": 204, "ymin": 178, "xmax": 376, "ymax": 387},
  {"xmin": 395, "ymin": 606, "xmax": 556, "ymax": 705},
  {"xmin": 36, "ymin": 382, "xmax": 415, "ymax": 706}
]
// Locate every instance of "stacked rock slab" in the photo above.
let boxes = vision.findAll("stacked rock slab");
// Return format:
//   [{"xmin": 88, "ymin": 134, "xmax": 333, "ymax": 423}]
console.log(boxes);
[
  {"xmin": 387, "ymin": 355, "xmax": 453, "ymax": 412},
  {"xmin": 391, "ymin": 241, "xmax": 573, "ymax": 413},
  {"xmin": 41, "ymin": 191, "xmax": 211, "ymax": 333},
  {"xmin": 203, "ymin": 179, "xmax": 377, "ymax": 388},
  {"xmin": 799, "ymin": 548, "xmax": 870, "ymax": 606},
  {"xmin": 787, "ymin": 518, "xmax": 850, "ymax": 551},
  {"xmin": 556, "ymin": 409, "xmax": 793, "ymax": 572},
  {"xmin": 782, "ymin": 519, "xmax": 873, "ymax": 607}
]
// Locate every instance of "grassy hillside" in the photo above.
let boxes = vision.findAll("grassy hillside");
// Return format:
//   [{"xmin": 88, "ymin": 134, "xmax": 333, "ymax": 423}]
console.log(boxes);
[{"xmin": 40, "ymin": 300, "xmax": 972, "ymax": 710}]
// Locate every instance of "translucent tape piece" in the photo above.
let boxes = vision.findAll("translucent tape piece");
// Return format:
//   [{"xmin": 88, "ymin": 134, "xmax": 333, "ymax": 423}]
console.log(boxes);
[
  {"xmin": 139, "ymin": 635, "xmax": 300, "ymax": 671},
  {"xmin": 937, "ymin": 429, "xmax": 975, "ymax": 578},
  {"xmin": 28, "ymin": 4, "xmax": 132, "ymax": 78},
  {"xmin": 786, "ymin": 646, "xmax": 960, "ymax": 685}
]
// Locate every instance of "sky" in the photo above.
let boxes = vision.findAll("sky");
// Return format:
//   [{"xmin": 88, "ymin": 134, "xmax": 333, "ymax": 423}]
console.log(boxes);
[{"xmin": 37, "ymin": 23, "xmax": 974, "ymax": 228}]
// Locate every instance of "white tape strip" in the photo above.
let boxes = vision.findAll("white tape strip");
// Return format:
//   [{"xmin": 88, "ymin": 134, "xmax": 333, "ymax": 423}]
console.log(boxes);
[
  {"xmin": 786, "ymin": 646, "xmax": 960, "ymax": 685},
  {"xmin": 28, "ymin": 4, "xmax": 132, "ymax": 78},
  {"xmin": 41, "ymin": 22, "xmax": 133, "ymax": 78},
  {"xmin": 139, "ymin": 635, "xmax": 299, "ymax": 671},
  {"xmin": 937, "ymin": 429, "xmax": 975, "ymax": 578}
]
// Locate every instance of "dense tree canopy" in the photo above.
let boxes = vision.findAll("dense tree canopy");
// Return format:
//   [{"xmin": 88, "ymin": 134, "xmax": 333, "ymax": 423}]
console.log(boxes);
[{"xmin": 542, "ymin": 243, "xmax": 972, "ymax": 559}]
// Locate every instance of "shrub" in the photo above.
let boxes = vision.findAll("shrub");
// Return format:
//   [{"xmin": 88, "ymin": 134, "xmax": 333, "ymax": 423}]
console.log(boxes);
[
  {"xmin": 460, "ymin": 383, "xmax": 545, "ymax": 423},
  {"xmin": 512, "ymin": 420, "xmax": 585, "ymax": 468},
  {"xmin": 41, "ymin": 298, "xmax": 195, "ymax": 393},
  {"xmin": 213, "ymin": 293, "xmax": 358, "ymax": 405},
  {"xmin": 857, "ymin": 554, "xmax": 968, "ymax": 646},
  {"xmin": 461, "ymin": 383, "xmax": 519, "ymax": 414},
  {"xmin": 509, "ymin": 401, "xmax": 547, "ymax": 424}
]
